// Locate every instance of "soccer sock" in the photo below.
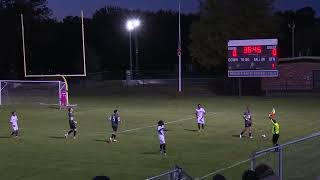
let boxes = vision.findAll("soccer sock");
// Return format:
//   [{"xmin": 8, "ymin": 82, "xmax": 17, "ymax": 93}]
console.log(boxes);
[
  {"xmin": 198, "ymin": 124, "xmax": 200, "ymax": 130},
  {"xmin": 73, "ymin": 130, "xmax": 77, "ymax": 137},
  {"xmin": 11, "ymin": 131, "xmax": 15, "ymax": 136},
  {"xmin": 249, "ymin": 132, "xmax": 252, "ymax": 137},
  {"xmin": 111, "ymin": 134, "xmax": 115, "ymax": 139},
  {"xmin": 68, "ymin": 130, "xmax": 73, "ymax": 134},
  {"xmin": 114, "ymin": 134, "xmax": 116, "ymax": 139},
  {"xmin": 160, "ymin": 144, "xmax": 163, "ymax": 152},
  {"xmin": 15, "ymin": 131, "xmax": 18, "ymax": 136},
  {"xmin": 163, "ymin": 144, "xmax": 166, "ymax": 153},
  {"xmin": 202, "ymin": 124, "xmax": 204, "ymax": 129}
]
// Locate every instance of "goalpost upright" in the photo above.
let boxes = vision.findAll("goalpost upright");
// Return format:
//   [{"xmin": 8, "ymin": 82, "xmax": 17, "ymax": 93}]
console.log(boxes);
[{"xmin": 20, "ymin": 10, "xmax": 87, "ymax": 106}]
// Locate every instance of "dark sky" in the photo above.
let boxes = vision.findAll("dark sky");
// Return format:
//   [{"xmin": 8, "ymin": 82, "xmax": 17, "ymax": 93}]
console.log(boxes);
[{"xmin": 47, "ymin": 0, "xmax": 320, "ymax": 19}]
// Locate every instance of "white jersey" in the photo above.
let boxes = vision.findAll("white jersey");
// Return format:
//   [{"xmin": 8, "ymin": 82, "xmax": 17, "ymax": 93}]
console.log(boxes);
[
  {"xmin": 10, "ymin": 115, "xmax": 18, "ymax": 130},
  {"xmin": 196, "ymin": 107, "xmax": 206, "ymax": 124},
  {"xmin": 157, "ymin": 125, "xmax": 165, "ymax": 144}
]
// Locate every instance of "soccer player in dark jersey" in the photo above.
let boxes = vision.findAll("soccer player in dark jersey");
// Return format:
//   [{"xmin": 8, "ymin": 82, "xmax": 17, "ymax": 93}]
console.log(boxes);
[
  {"xmin": 240, "ymin": 106, "xmax": 253, "ymax": 139},
  {"xmin": 65, "ymin": 107, "xmax": 77, "ymax": 139},
  {"xmin": 109, "ymin": 109, "xmax": 120, "ymax": 142}
]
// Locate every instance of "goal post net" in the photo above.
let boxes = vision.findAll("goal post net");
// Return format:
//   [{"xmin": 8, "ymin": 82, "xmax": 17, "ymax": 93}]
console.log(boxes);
[{"xmin": 0, "ymin": 80, "xmax": 66, "ymax": 106}]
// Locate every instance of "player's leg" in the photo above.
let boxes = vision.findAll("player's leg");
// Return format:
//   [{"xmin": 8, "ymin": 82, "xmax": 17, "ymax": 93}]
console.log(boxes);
[
  {"xmin": 240, "ymin": 127, "xmax": 247, "ymax": 138},
  {"xmin": 201, "ymin": 123, "xmax": 204, "ymax": 130},
  {"xmin": 73, "ymin": 128, "xmax": 77, "ymax": 139},
  {"xmin": 159, "ymin": 144, "xmax": 163, "ymax": 153},
  {"xmin": 162, "ymin": 143, "xmax": 166, "ymax": 155},
  {"xmin": 248, "ymin": 126, "xmax": 253, "ymax": 138},
  {"xmin": 272, "ymin": 134, "xmax": 278, "ymax": 146},
  {"xmin": 15, "ymin": 130, "xmax": 18, "ymax": 137},
  {"xmin": 197, "ymin": 123, "xmax": 201, "ymax": 131}
]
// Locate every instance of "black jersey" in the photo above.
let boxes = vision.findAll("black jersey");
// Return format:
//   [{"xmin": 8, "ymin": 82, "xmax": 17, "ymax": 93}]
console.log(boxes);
[{"xmin": 110, "ymin": 114, "xmax": 120, "ymax": 127}]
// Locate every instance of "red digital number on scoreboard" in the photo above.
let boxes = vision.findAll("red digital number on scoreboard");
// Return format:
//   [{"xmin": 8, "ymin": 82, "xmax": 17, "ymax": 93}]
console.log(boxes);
[{"xmin": 243, "ymin": 46, "xmax": 262, "ymax": 54}]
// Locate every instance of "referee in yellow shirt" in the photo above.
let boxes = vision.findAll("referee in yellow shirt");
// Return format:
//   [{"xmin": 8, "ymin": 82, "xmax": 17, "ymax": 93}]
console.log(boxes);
[{"xmin": 269, "ymin": 113, "xmax": 280, "ymax": 146}]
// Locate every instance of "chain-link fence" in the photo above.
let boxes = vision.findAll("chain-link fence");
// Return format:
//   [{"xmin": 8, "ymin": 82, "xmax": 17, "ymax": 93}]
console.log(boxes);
[
  {"xmin": 146, "ymin": 166, "xmax": 194, "ymax": 180},
  {"xmin": 196, "ymin": 132, "xmax": 320, "ymax": 180}
]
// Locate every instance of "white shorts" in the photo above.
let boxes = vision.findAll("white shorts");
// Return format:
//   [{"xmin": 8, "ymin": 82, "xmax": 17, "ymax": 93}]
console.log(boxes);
[
  {"xmin": 12, "ymin": 124, "xmax": 18, "ymax": 131},
  {"xmin": 159, "ymin": 135, "xmax": 165, "ymax": 144},
  {"xmin": 197, "ymin": 118, "xmax": 205, "ymax": 124}
]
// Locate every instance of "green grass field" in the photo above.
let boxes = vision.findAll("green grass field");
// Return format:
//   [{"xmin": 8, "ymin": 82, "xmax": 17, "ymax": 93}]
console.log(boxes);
[{"xmin": 0, "ymin": 89, "xmax": 319, "ymax": 180}]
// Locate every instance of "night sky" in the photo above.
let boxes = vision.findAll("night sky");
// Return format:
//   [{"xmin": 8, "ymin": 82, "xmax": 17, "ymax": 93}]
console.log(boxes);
[{"xmin": 47, "ymin": 0, "xmax": 320, "ymax": 19}]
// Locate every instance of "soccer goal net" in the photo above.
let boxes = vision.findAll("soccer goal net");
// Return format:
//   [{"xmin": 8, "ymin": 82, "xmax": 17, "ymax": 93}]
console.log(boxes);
[{"xmin": 0, "ymin": 80, "xmax": 66, "ymax": 106}]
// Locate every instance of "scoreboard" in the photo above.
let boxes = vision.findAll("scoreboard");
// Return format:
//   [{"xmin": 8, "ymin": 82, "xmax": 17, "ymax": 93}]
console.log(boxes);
[{"xmin": 228, "ymin": 39, "xmax": 278, "ymax": 77}]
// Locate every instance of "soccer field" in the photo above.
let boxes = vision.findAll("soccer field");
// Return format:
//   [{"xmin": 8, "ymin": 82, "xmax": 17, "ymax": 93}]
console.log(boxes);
[{"xmin": 0, "ymin": 92, "xmax": 319, "ymax": 180}]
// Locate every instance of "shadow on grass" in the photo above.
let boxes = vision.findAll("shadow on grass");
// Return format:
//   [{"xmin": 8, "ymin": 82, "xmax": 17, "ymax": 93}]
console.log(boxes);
[
  {"xmin": 93, "ymin": 139, "xmax": 109, "ymax": 143},
  {"xmin": 49, "ymin": 136, "xmax": 66, "ymax": 139},
  {"xmin": 232, "ymin": 134, "xmax": 241, "ymax": 138},
  {"xmin": 141, "ymin": 151, "xmax": 159, "ymax": 155},
  {"xmin": 0, "ymin": 136, "xmax": 10, "ymax": 139},
  {"xmin": 184, "ymin": 129, "xmax": 198, "ymax": 132}
]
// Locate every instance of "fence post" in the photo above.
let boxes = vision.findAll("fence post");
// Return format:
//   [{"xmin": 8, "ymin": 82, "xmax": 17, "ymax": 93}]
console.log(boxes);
[
  {"xmin": 278, "ymin": 146, "xmax": 283, "ymax": 180},
  {"xmin": 250, "ymin": 152, "xmax": 256, "ymax": 171}
]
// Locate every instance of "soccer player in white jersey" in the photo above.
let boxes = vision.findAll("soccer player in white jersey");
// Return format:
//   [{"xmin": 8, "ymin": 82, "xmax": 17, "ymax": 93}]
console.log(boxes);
[
  {"xmin": 157, "ymin": 120, "xmax": 166, "ymax": 155},
  {"xmin": 195, "ymin": 104, "xmax": 206, "ymax": 132},
  {"xmin": 10, "ymin": 111, "xmax": 19, "ymax": 137}
]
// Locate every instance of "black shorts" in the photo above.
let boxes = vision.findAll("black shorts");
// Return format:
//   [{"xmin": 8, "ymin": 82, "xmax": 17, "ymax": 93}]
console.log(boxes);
[
  {"xmin": 272, "ymin": 134, "xmax": 279, "ymax": 144},
  {"xmin": 245, "ymin": 121, "xmax": 252, "ymax": 128},
  {"xmin": 69, "ymin": 123, "xmax": 76, "ymax": 130},
  {"xmin": 112, "ymin": 126, "xmax": 118, "ymax": 132}
]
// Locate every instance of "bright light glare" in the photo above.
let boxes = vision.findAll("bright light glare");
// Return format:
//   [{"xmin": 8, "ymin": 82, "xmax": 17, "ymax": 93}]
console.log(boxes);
[
  {"xmin": 133, "ymin": 19, "xmax": 140, "ymax": 27},
  {"xmin": 126, "ymin": 18, "xmax": 141, "ymax": 31},
  {"xmin": 126, "ymin": 21, "xmax": 134, "ymax": 31}
]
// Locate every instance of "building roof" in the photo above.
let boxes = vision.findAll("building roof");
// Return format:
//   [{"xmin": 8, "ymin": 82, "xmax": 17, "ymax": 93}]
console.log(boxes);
[{"xmin": 279, "ymin": 56, "xmax": 320, "ymax": 64}]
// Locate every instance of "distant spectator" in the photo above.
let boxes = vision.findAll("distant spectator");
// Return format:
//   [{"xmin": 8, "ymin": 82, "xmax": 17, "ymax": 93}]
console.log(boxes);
[
  {"xmin": 93, "ymin": 176, "xmax": 110, "ymax": 180},
  {"xmin": 255, "ymin": 164, "xmax": 279, "ymax": 180},
  {"xmin": 242, "ymin": 170, "xmax": 259, "ymax": 180},
  {"xmin": 212, "ymin": 174, "xmax": 226, "ymax": 180}
]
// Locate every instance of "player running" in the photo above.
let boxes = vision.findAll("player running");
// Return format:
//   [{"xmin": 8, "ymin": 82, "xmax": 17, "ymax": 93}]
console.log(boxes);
[
  {"xmin": 269, "ymin": 112, "xmax": 280, "ymax": 147},
  {"xmin": 157, "ymin": 120, "xmax": 166, "ymax": 155},
  {"xmin": 195, "ymin": 104, "xmax": 206, "ymax": 132},
  {"xmin": 65, "ymin": 107, "xmax": 77, "ymax": 139},
  {"xmin": 109, "ymin": 109, "xmax": 120, "ymax": 142},
  {"xmin": 240, "ymin": 106, "xmax": 253, "ymax": 139},
  {"xmin": 10, "ymin": 111, "xmax": 19, "ymax": 137}
]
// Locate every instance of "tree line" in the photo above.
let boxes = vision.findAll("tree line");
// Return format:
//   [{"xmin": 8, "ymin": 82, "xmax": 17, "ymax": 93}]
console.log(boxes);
[{"xmin": 0, "ymin": 0, "xmax": 319, "ymax": 78}]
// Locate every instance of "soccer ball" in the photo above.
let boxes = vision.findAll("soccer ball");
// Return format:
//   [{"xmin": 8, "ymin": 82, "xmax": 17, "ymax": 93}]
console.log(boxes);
[{"xmin": 262, "ymin": 134, "xmax": 266, "ymax": 138}]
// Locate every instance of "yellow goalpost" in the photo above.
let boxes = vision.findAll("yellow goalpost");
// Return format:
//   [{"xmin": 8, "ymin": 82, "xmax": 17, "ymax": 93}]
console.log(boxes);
[{"xmin": 20, "ymin": 10, "xmax": 87, "ymax": 107}]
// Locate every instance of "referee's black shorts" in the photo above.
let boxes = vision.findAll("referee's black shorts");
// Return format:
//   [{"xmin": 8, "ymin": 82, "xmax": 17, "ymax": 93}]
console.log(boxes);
[{"xmin": 272, "ymin": 134, "xmax": 279, "ymax": 144}]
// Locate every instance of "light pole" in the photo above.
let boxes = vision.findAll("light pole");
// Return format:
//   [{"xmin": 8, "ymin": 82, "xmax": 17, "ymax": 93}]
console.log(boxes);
[
  {"xmin": 178, "ymin": 0, "xmax": 182, "ymax": 92},
  {"xmin": 288, "ymin": 20, "xmax": 295, "ymax": 57},
  {"xmin": 126, "ymin": 19, "xmax": 141, "ymax": 77}
]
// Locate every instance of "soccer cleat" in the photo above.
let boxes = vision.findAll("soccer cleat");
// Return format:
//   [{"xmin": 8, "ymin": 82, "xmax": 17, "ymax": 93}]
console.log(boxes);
[
  {"xmin": 113, "ymin": 139, "xmax": 118, "ymax": 142},
  {"xmin": 109, "ymin": 137, "xmax": 113, "ymax": 142},
  {"xmin": 250, "ymin": 136, "xmax": 253, "ymax": 139},
  {"xmin": 164, "ymin": 153, "xmax": 167, "ymax": 156},
  {"xmin": 73, "ymin": 136, "xmax": 76, "ymax": 139},
  {"xmin": 240, "ymin": 134, "xmax": 242, "ymax": 138},
  {"xmin": 65, "ymin": 134, "xmax": 68, "ymax": 138}
]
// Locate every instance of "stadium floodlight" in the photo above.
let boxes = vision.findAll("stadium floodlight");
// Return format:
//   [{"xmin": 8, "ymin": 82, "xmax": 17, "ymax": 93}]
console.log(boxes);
[
  {"xmin": 0, "ymin": 80, "xmax": 67, "ymax": 106},
  {"xmin": 126, "ymin": 18, "xmax": 141, "ymax": 76},
  {"xmin": 126, "ymin": 21, "xmax": 134, "ymax": 31}
]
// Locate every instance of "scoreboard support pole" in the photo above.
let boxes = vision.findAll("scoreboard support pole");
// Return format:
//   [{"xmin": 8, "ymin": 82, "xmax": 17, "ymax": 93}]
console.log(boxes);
[{"xmin": 238, "ymin": 78, "xmax": 242, "ymax": 97}]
